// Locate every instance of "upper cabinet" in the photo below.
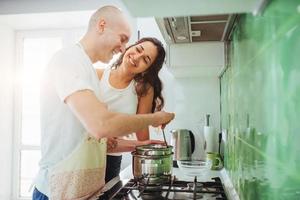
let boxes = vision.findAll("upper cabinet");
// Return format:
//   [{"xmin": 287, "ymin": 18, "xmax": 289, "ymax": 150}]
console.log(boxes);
[{"xmin": 121, "ymin": 0, "xmax": 269, "ymax": 17}]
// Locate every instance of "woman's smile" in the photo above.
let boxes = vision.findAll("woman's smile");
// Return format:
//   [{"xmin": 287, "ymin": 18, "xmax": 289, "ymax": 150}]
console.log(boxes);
[{"xmin": 128, "ymin": 55, "xmax": 137, "ymax": 67}]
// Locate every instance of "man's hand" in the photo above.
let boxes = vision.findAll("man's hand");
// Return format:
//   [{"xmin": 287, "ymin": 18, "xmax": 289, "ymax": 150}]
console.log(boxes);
[{"xmin": 152, "ymin": 111, "xmax": 175, "ymax": 128}]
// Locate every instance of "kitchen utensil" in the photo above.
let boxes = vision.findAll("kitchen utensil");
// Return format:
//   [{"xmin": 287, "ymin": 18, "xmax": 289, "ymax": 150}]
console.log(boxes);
[
  {"xmin": 177, "ymin": 159, "xmax": 212, "ymax": 176},
  {"xmin": 101, "ymin": 176, "xmax": 120, "ymax": 193},
  {"xmin": 162, "ymin": 128, "xmax": 168, "ymax": 146},
  {"xmin": 170, "ymin": 129, "xmax": 195, "ymax": 166},
  {"xmin": 132, "ymin": 144, "xmax": 173, "ymax": 184},
  {"xmin": 204, "ymin": 114, "xmax": 217, "ymax": 153}
]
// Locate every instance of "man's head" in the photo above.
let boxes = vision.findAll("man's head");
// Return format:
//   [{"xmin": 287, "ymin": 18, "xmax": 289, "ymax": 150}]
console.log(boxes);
[{"xmin": 84, "ymin": 6, "xmax": 131, "ymax": 63}]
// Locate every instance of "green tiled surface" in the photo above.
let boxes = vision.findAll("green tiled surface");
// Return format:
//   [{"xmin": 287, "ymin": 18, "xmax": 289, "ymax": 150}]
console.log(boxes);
[{"xmin": 220, "ymin": 0, "xmax": 300, "ymax": 199}]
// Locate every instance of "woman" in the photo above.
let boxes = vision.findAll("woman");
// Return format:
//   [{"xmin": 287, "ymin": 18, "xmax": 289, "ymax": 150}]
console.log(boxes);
[{"xmin": 96, "ymin": 37, "xmax": 166, "ymax": 182}]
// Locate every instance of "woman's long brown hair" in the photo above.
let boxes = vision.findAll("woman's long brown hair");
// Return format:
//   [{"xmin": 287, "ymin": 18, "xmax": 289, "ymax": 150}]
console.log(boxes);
[{"xmin": 111, "ymin": 37, "xmax": 165, "ymax": 112}]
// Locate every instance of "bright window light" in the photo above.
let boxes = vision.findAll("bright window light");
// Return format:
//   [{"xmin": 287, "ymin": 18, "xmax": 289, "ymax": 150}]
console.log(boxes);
[
  {"xmin": 21, "ymin": 37, "xmax": 62, "ymax": 146},
  {"xmin": 19, "ymin": 37, "xmax": 62, "ymax": 198}
]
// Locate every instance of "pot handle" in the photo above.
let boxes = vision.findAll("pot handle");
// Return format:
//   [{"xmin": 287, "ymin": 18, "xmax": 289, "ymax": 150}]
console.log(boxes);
[
  {"xmin": 188, "ymin": 130, "xmax": 195, "ymax": 154},
  {"xmin": 144, "ymin": 150, "xmax": 151, "ymax": 156}
]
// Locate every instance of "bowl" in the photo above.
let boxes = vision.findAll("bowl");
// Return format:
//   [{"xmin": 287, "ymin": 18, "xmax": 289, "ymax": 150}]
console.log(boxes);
[{"xmin": 177, "ymin": 159, "xmax": 212, "ymax": 176}]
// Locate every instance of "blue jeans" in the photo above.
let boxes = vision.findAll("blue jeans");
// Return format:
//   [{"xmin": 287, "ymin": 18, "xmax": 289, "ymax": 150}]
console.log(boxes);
[
  {"xmin": 32, "ymin": 188, "xmax": 48, "ymax": 200},
  {"xmin": 105, "ymin": 155, "xmax": 122, "ymax": 183}
]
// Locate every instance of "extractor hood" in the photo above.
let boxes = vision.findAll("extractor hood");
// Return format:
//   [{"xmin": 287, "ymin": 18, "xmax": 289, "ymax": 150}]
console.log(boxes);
[
  {"xmin": 155, "ymin": 14, "xmax": 238, "ymax": 44},
  {"xmin": 122, "ymin": 0, "xmax": 268, "ymax": 44}
]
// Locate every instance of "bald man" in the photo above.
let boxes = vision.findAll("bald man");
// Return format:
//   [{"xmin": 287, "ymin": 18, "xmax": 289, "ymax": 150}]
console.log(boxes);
[{"xmin": 32, "ymin": 6, "xmax": 174, "ymax": 200}]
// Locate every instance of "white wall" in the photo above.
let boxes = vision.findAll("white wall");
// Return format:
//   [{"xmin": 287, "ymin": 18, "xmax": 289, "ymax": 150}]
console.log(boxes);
[
  {"xmin": 168, "ymin": 42, "xmax": 224, "ymax": 77},
  {"xmin": 137, "ymin": 17, "xmax": 166, "ymax": 45},
  {"xmin": 157, "ymin": 68, "xmax": 221, "ymax": 159},
  {"xmin": 0, "ymin": 24, "xmax": 15, "ymax": 200},
  {"xmin": 121, "ymin": 67, "xmax": 220, "ymax": 168}
]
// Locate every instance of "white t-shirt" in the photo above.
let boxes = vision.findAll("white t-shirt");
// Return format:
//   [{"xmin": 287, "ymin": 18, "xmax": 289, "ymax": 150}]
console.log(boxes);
[
  {"xmin": 34, "ymin": 43, "xmax": 101, "ymax": 196},
  {"xmin": 99, "ymin": 67, "xmax": 138, "ymax": 156}
]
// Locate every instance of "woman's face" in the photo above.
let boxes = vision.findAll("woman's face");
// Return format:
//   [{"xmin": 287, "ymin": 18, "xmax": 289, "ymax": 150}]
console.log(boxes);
[{"xmin": 122, "ymin": 41, "xmax": 158, "ymax": 74}]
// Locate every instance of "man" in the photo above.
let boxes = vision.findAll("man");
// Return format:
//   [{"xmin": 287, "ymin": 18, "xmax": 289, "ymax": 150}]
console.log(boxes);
[{"xmin": 33, "ymin": 6, "xmax": 174, "ymax": 200}]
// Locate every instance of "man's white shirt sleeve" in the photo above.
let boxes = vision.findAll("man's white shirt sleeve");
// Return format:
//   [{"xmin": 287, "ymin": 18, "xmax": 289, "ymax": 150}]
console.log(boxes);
[{"xmin": 50, "ymin": 54, "xmax": 95, "ymax": 102}]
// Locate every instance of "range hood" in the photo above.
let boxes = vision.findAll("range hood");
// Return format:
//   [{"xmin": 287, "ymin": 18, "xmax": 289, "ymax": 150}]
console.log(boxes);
[
  {"xmin": 122, "ymin": 0, "xmax": 268, "ymax": 44},
  {"xmin": 155, "ymin": 14, "xmax": 238, "ymax": 44}
]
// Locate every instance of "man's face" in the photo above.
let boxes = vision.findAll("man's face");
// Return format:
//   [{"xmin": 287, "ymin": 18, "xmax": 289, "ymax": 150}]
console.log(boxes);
[{"xmin": 100, "ymin": 19, "xmax": 131, "ymax": 63}]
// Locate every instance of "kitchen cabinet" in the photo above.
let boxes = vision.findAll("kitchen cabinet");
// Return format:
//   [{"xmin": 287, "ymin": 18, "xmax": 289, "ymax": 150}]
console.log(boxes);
[{"xmin": 122, "ymin": 0, "xmax": 268, "ymax": 17}]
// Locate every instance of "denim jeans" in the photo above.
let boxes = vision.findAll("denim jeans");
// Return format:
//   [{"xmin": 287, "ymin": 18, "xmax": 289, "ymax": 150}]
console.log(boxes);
[
  {"xmin": 105, "ymin": 155, "xmax": 122, "ymax": 183},
  {"xmin": 32, "ymin": 188, "xmax": 48, "ymax": 200}
]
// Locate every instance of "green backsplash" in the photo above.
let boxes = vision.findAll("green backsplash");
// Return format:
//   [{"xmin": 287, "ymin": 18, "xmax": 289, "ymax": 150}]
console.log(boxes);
[{"xmin": 220, "ymin": 0, "xmax": 300, "ymax": 199}]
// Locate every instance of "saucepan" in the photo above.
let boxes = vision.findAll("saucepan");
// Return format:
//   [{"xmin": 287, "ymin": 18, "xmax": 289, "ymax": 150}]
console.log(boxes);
[{"xmin": 132, "ymin": 144, "xmax": 173, "ymax": 184}]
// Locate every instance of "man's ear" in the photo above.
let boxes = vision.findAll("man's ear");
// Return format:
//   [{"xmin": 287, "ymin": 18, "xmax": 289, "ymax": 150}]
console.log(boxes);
[{"xmin": 97, "ymin": 19, "xmax": 106, "ymax": 34}]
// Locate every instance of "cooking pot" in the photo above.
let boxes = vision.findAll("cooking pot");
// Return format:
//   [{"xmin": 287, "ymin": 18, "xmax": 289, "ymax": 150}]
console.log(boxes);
[{"xmin": 132, "ymin": 144, "xmax": 173, "ymax": 184}]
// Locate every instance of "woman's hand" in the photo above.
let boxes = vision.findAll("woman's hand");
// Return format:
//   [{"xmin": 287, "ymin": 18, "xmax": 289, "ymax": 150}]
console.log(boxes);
[{"xmin": 107, "ymin": 138, "xmax": 118, "ymax": 152}]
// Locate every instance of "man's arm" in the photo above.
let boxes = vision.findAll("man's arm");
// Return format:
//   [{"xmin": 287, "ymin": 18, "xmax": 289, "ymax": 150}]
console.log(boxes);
[{"xmin": 65, "ymin": 90, "xmax": 174, "ymax": 139}]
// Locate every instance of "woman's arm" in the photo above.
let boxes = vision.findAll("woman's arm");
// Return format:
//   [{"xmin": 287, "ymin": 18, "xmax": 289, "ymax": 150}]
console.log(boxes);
[
  {"xmin": 135, "ymin": 86, "xmax": 154, "ymax": 141},
  {"xmin": 107, "ymin": 138, "xmax": 163, "ymax": 153}
]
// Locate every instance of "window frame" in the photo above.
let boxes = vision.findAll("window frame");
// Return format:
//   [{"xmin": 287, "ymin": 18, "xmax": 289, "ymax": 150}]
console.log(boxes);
[{"xmin": 13, "ymin": 28, "xmax": 85, "ymax": 200}]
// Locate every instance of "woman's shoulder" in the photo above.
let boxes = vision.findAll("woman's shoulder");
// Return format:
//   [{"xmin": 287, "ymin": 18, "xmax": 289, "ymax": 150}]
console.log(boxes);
[{"xmin": 135, "ymin": 82, "xmax": 154, "ymax": 96}]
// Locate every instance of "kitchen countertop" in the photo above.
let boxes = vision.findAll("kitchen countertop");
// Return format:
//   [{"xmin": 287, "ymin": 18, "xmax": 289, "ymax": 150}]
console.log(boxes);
[{"xmin": 119, "ymin": 165, "xmax": 240, "ymax": 200}]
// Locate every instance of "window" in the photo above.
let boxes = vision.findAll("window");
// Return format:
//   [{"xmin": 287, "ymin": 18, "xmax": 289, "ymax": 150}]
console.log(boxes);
[{"xmin": 14, "ymin": 29, "xmax": 84, "ymax": 199}]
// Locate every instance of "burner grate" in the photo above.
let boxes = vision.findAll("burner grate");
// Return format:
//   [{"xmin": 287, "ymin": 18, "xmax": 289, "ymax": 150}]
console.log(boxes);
[{"xmin": 110, "ymin": 176, "xmax": 228, "ymax": 200}]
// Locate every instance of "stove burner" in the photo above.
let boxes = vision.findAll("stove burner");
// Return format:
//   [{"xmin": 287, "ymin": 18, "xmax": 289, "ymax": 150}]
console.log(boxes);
[
  {"xmin": 187, "ymin": 182, "xmax": 204, "ymax": 191},
  {"xmin": 134, "ymin": 174, "xmax": 172, "ymax": 185},
  {"xmin": 186, "ymin": 182, "xmax": 204, "ymax": 199},
  {"xmin": 138, "ymin": 193, "xmax": 166, "ymax": 200},
  {"xmin": 103, "ymin": 176, "xmax": 228, "ymax": 200}
]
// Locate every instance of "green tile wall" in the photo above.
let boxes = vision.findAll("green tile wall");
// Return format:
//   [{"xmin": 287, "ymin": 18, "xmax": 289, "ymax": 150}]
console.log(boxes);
[{"xmin": 220, "ymin": 0, "xmax": 300, "ymax": 199}]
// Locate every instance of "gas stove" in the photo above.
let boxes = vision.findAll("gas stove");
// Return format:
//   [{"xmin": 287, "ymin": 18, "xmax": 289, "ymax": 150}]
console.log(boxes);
[{"xmin": 98, "ymin": 175, "xmax": 228, "ymax": 200}]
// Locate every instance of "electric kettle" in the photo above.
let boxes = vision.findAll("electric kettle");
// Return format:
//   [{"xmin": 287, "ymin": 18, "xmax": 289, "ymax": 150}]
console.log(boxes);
[{"xmin": 170, "ymin": 129, "xmax": 195, "ymax": 167}]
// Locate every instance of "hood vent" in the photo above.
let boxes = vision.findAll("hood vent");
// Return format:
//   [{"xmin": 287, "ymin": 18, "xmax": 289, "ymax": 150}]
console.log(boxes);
[{"xmin": 156, "ymin": 14, "xmax": 237, "ymax": 44}]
